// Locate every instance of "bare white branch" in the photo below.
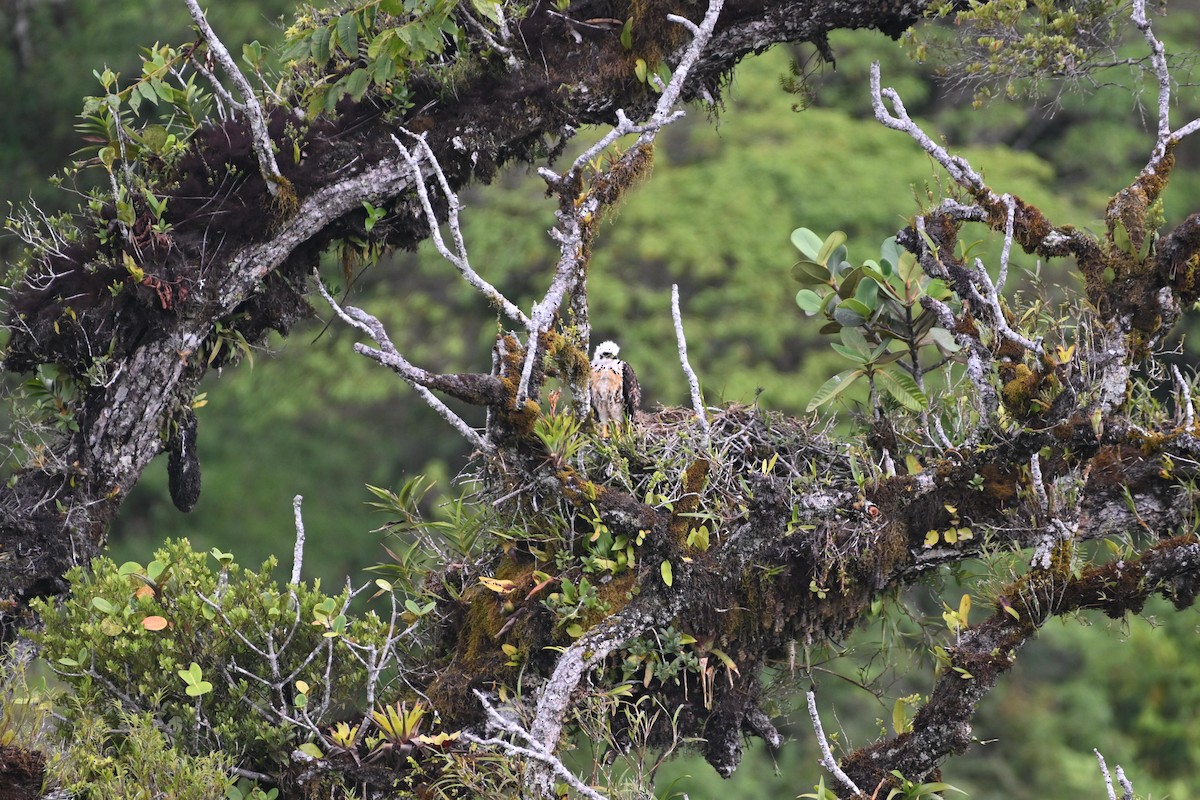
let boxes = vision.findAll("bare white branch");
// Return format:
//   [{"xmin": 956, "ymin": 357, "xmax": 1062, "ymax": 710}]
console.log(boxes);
[
  {"xmin": 518, "ymin": 0, "xmax": 725, "ymax": 407},
  {"xmin": 522, "ymin": 609, "xmax": 651, "ymax": 797},
  {"xmin": 1095, "ymin": 750, "xmax": 1117, "ymax": 800},
  {"xmin": 672, "ymin": 285, "xmax": 709, "ymax": 435},
  {"xmin": 1029, "ymin": 452, "xmax": 1048, "ymax": 513},
  {"xmin": 1116, "ymin": 765, "xmax": 1134, "ymax": 800},
  {"xmin": 996, "ymin": 193, "xmax": 1016, "ymax": 295},
  {"xmin": 290, "ymin": 494, "xmax": 305, "ymax": 585},
  {"xmin": 390, "ymin": 132, "xmax": 530, "ymax": 327},
  {"xmin": 313, "ymin": 276, "xmax": 491, "ymax": 453},
  {"xmin": 1173, "ymin": 364, "xmax": 1194, "ymax": 428},
  {"xmin": 1130, "ymin": 0, "xmax": 1171, "ymax": 164},
  {"xmin": 182, "ymin": 0, "xmax": 284, "ymax": 194},
  {"xmin": 871, "ymin": 62, "xmax": 994, "ymax": 202},
  {"xmin": 920, "ymin": 295, "xmax": 998, "ymax": 442},
  {"xmin": 806, "ymin": 691, "xmax": 861, "ymax": 796},
  {"xmin": 465, "ymin": 690, "xmax": 611, "ymax": 800},
  {"xmin": 649, "ymin": 0, "xmax": 725, "ymax": 132}
]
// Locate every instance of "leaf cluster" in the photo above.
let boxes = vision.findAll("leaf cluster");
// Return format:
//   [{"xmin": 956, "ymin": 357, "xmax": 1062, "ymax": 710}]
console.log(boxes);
[
  {"xmin": 279, "ymin": 0, "xmax": 505, "ymax": 116},
  {"xmin": 29, "ymin": 538, "xmax": 396, "ymax": 771},
  {"xmin": 908, "ymin": 0, "xmax": 1129, "ymax": 104},
  {"xmin": 790, "ymin": 228, "xmax": 959, "ymax": 413}
]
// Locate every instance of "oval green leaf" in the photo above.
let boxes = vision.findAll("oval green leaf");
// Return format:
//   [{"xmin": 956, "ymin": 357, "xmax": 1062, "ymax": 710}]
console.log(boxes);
[
  {"xmin": 832, "ymin": 298, "xmax": 871, "ymax": 328},
  {"xmin": 795, "ymin": 289, "xmax": 825, "ymax": 315},
  {"xmin": 790, "ymin": 260, "xmax": 831, "ymax": 286},
  {"xmin": 91, "ymin": 597, "xmax": 115, "ymax": 615},
  {"xmin": 816, "ymin": 231, "xmax": 848, "ymax": 267},
  {"xmin": 299, "ymin": 742, "xmax": 324, "ymax": 759},
  {"xmin": 790, "ymin": 227, "xmax": 823, "ymax": 260}
]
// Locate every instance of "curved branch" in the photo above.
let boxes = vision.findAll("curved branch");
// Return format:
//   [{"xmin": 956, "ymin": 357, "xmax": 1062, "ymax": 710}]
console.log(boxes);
[
  {"xmin": 840, "ymin": 537, "xmax": 1200, "ymax": 790},
  {"xmin": 183, "ymin": 0, "xmax": 284, "ymax": 194}
]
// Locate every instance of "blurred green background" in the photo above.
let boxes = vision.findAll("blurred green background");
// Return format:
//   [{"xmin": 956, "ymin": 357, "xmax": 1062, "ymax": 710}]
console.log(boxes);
[{"xmin": 2, "ymin": 1, "xmax": 1199, "ymax": 796}]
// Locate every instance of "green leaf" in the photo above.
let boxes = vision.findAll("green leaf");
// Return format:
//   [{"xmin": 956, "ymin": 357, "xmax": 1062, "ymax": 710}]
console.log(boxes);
[
  {"xmin": 660, "ymin": 560, "xmax": 673, "ymax": 587},
  {"xmin": 298, "ymin": 742, "xmax": 324, "ymax": 759},
  {"xmin": 343, "ymin": 68, "xmax": 371, "ymax": 101},
  {"xmin": 367, "ymin": 28, "xmax": 396, "ymax": 60},
  {"xmin": 839, "ymin": 326, "xmax": 870, "ymax": 354},
  {"xmin": 791, "ymin": 259, "xmax": 831, "ymax": 286},
  {"xmin": 928, "ymin": 327, "xmax": 961, "ymax": 354},
  {"xmin": 897, "ymin": 250, "xmax": 920, "ymax": 283},
  {"xmin": 806, "ymin": 369, "xmax": 865, "ymax": 411},
  {"xmin": 242, "ymin": 40, "xmax": 264, "ymax": 70},
  {"xmin": 790, "ymin": 227, "xmax": 823, "ymax": 260},
  {"xmin": 875, "ymin": 368, "xmax": 928, "ymax": 411},
  {"xmin": 1113, "ymin": 218, "xmax": 1132, "ymax": 254},
  {"xmin": 830, "ymin": 343, "xmax": 868, "ymax": 363},
  {"xmin": 892, "ymin": 697, "xmax": 910, "ymax": 735},
  {"xmin": 832, "ymin": 297, "xmax": 871, "ymax": 327},
  {"xmin": 795, "ymin": 289, "xmax": 825, "ymax": 315},
  {"xmin": 837, "ymin": 265, "xmax": 865, "ymax": 299},
  {"xmin": 854, "ymin": 275, "xmax": 879, "ymax": 309},
  {"xmin": 139, "ymin": 124, "xmax": 169, "ymax": 154},
  {"xmin": 91, "ymin": 597, "xmax": 115, "ymax": 615},
  {"xmin": 620, "ymin": 17, "xmax": 633, "ymax": 49},
  {"xmin": 924, "ymin": 278, "xmax": 951, "ymax": 300},
  {"xmin": 471, "ymin": 0, "xmax": 503, "ymax": 24},
  {"xmin": 279, "ymin": 34, "xmax": 312, "ymax": 64},
  {"xmin": 634, "ymin": 58, "xmax": 648, "ymax": 83},
  {"xmin": 336, "ymin": 13, "xmax": 359, "ymax": 57},
  {"xmin": 310, "ymin": 25, "xmax": 332, "ymax": 65},
  {"xmin": 817, "ymin": 230, "xmax": 848, "ymax": 267},
  {"xmin": 880, "ymin": 236, "xmax": 904, "ymax": 270}
]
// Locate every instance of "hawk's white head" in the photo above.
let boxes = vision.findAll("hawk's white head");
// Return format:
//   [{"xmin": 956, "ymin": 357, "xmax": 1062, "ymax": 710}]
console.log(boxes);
[{"xmin": 593, "ymin": 340, "xmax": 621, "ymax": 361}]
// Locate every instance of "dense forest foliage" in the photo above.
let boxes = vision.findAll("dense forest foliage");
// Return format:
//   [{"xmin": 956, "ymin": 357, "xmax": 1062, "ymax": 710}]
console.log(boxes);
[{"xmin": 2, "ymin": 0, "xmax": 1200, "ymax": 797}]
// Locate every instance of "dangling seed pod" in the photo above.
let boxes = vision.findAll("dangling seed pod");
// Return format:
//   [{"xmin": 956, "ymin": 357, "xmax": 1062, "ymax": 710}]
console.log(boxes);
[{"xmin": 168, "ymin": 407, "xmax": 201, "ymax": 512}]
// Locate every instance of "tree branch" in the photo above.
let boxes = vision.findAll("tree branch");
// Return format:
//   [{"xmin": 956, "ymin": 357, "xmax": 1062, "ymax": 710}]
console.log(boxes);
[
  {"xmin": 671, "ymin": 284, "xmax": 709, "ymax": 436},
  {"xmin": 314, "ymin": 277, "xmax": 494, "ymax": 453},
  {"xmin": 182, "ymin": 0, "xmax": 284, "ymax": 195}
]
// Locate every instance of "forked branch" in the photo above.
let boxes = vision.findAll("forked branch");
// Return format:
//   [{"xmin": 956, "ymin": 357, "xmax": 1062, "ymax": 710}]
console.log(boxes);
[{"xmin": 183, "ymin": 0, "xmax": 284, "ymax": 194}]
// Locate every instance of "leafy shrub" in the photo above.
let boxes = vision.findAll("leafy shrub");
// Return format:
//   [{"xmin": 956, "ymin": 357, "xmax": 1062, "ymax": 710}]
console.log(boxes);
[
  {"xmin": 31, "ymin": 538, "xmax": 399, "ymax": 772},
  {"xmin": 47, "ymin": 706, "xmax": 232, "ymax": 800}
]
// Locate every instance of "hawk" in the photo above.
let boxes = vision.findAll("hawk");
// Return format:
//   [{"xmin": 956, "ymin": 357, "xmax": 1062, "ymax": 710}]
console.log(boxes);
[{"xmin": 590, "ymin": 340, "xmax": 640, "ymax": 435}]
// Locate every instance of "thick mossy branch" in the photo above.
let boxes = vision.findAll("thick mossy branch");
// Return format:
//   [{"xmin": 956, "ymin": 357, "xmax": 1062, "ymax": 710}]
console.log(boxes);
[
  {"xmin": 841, "ymin": 535, "xmax": 1200, "ymax": 792},
  {"xmin": 417, "ymin": 397, "xmax": 1197, "ymax": 777}
]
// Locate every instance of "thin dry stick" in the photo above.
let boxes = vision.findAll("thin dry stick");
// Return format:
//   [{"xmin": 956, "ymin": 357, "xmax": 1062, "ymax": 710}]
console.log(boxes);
[
  {"xmin": 672, "ymin": 284, "xmax": 709, "ymax": 436},
  {"xmin": 1095, "ymin": 750, "xmax": 1117, "ymax": 800},
  {"xmin": 1172, "ymin": 364, "xmax": 1194, "ymax": 428},
  {"xmin": 314, "ymin": 275, "xmax": 490, "ymax": 452},
  {"xmin": 391, "ymin": 132, "xmax": 529, "ymax": 327},
  {"xmin": 291, "ymin": 494, "xmax": 305, "ymax": 585},
  {"xmin": 516, "ymin": 0, "xmax": 726, "ymax": 407},
  {"xmin": 467, "ymin": 690, "xmax": 611, "ymax": 800},
  {"xmin": 182, "ymin": 0, "xmax": 284, "ymax": 194},
  {"xmin": 807, "ymin": 691, "xmax": 862, "ymax": 796}
]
